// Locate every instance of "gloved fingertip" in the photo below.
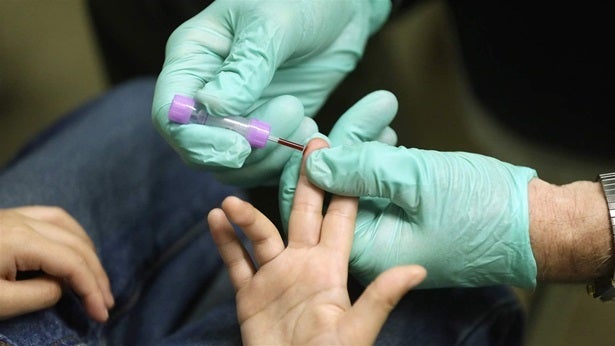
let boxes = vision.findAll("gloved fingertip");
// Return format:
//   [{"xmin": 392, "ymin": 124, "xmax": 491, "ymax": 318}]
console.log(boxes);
[
  {"xmin": 376, "ymin": 127, "xmax": 398, "ymax": 146},
  {"xmin": 151, "ymin": 103, "xmax": 171, "ymax": 128},
  {"xmin": 273, "ymin": 94, "xmax": 304, "ymax": 114},
  {"xmin": 304, "ymin": 150, "xmax": 335, "ymax": 188},
  {"xmin": 364, "ymin": 90, "xmax": 398, "ymax": 109}
]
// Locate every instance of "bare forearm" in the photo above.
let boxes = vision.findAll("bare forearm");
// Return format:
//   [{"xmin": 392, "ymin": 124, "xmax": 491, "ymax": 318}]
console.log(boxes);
[{"xmin": 528, "ymin": 178, "xmax": 613, "ymax": 282}]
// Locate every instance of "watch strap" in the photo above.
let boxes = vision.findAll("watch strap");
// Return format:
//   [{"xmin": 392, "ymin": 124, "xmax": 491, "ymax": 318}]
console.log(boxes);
[{"xmin": 587, "ymin": 172, "xmax": 615, "ymax": 301}]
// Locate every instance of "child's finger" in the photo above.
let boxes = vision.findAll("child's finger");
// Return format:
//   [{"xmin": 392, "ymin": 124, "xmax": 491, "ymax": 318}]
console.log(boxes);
[
  {"xmin": 220, "ymin": 196, "xmax": 284, "ymax": 266},
  {"xmin": 208, "ymin": 208, "xmax": 256, "ymax": 291},
  {"xmin": 320, "ymin": 194, "xmax": 358, "ymax": 260},
  {"xmin": 287, "ymin": 138, "xmax": 329, "ymax": 248}
]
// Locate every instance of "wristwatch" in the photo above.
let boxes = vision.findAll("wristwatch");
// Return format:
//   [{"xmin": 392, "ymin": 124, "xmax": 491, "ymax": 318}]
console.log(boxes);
[{"xmin": 587, "ymin": 172, "xmax": 615, "ymax": 301}]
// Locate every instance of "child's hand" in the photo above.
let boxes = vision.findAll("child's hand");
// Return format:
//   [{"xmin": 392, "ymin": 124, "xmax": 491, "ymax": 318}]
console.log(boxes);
[
  {"xmin": 0, "ymin": 206, "xmax": 113, "ymax": 322},
  {"xmin": 208, "ymin": 138, "xmax": 426, "ymax": 345}
]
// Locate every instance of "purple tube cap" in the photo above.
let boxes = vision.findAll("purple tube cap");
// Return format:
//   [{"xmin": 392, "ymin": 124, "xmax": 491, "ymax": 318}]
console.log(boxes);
[
  {"xmin": 168, "ymin": 94, "xmax": 196, "ymax": 124},
  {"xmin": 246, "ymin": 118, "xmax": 271, "ymax": 148}
]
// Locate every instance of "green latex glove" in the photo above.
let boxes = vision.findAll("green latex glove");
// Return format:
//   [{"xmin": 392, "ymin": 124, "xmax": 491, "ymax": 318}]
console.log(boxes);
[
  {"xmin": 153, "ymin": 0, "xmax": 391, "ymax": 186},
  {"xmin": 304, "ymin": 142, "xmax": 539, "ymax": 288},
  {"xmin": 279, "ymin": 89, "xmax": 399, "ymax": 245}
]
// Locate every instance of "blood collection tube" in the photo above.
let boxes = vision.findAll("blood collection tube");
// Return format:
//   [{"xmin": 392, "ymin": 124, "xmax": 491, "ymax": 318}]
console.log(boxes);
[{"xmin": 168, "ymin": 95, "xmax": 304, "ymax": 151}]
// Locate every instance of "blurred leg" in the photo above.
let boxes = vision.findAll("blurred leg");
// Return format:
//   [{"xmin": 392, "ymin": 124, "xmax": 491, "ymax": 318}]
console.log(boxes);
[
  {"xmin": 0, "ymin": 77, "xmax": 243, "ymax": 344},
  {"xmin": 375, "ymin": 285, "xmax": 524, "ymax": 345}
]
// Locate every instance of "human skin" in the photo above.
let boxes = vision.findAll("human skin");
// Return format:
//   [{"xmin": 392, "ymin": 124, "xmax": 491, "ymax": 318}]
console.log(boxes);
[
  {"xmin": 207, "ymin": 138, "xmax": 426, "ymax": 345},
  {"xmin": 0, "ymin": 206, "xmax": 114, "ymax": 322},
  {"xmin": 529, "ymin": 179, "xmax": 613, "ymax": 282}
]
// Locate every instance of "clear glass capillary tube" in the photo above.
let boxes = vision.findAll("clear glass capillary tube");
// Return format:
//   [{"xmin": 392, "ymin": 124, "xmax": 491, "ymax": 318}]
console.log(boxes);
[{"xmin": 168, "ymin": 95, "xmax": 304, "ymax": 151}]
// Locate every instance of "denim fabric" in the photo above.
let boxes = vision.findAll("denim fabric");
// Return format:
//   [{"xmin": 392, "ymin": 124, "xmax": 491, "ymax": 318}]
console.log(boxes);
[
  {"xmin": 374, "ymin": 284, "xmax": 524, "ymax": 345},
  {"xmin": 0, "ymin": 78, "xmax": 243, "ymax": 345},
  {"xmin": 0, "ymin": 78, "xmax": 524, "ymax": 345}
]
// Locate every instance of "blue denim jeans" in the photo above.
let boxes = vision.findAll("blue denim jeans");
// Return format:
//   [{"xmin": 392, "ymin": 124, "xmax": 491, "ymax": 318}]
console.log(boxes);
[{"xmin": 0, "ymin": 78, "xmax": 524, "ymax": 345}]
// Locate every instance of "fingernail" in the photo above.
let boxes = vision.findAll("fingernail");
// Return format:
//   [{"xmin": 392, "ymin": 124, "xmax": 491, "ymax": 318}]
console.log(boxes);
[
  {"xmin": 100, "ymin": 308, "xmax": 109, "ymax": 322},
  {"xmin": 407, "ymin": 266, "xmax": 427, "ymax": 287},
  {"xmin": 106, "ymin": 291, "xmax": 115, "ymax": 308}
]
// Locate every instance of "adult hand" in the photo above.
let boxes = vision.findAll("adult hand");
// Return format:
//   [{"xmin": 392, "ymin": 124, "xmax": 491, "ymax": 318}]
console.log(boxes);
[
  {"xmin": 207, "ymin": 139, "xmax": 425, "ymax": 345},
  {"xmin": 305, "ymin": 141, "xmax": 539, "ymax": 288},
  {"xmin": 0, "ymin": 206, "xmax": 113, "ymax": 322},
  {"xmin": 153, "ymin": 0, "xmax": 391, "ymax": 186},
  {"xmin": 279, "ymin": 89, "xmax": 399, "ymax": 231}
]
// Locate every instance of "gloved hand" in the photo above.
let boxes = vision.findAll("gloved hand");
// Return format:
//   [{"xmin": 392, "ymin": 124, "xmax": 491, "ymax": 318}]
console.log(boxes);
[
  {"xmin": 303, "ymin": 142, "xmax": 538, "ymax": 289},
  {"xmin": 153, "ymin": 0, "xmax": 392, "ymax": 186},
  {"xmin": 279, "ymin": 89, "xmax": 399, "ymax": 248},
  {"xmin": 159, "ymin": 94, "xmax": 316, "ymax": 186}
]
